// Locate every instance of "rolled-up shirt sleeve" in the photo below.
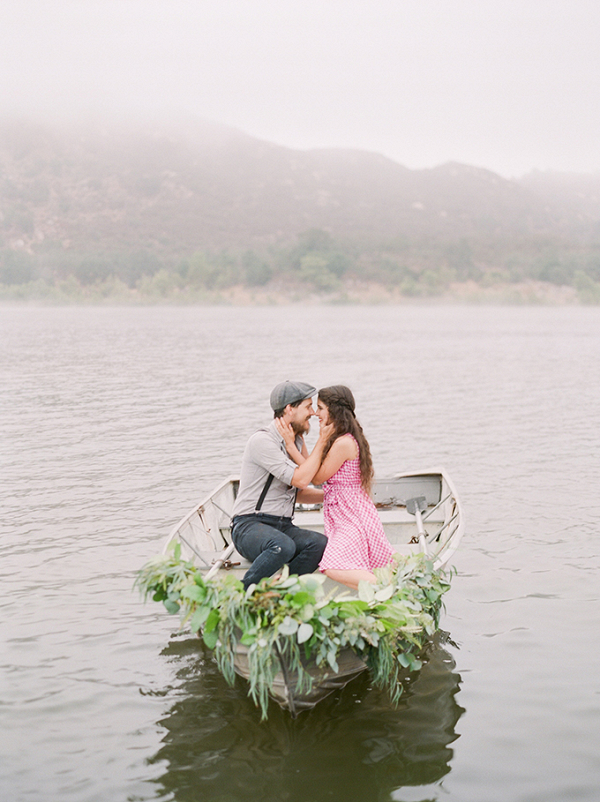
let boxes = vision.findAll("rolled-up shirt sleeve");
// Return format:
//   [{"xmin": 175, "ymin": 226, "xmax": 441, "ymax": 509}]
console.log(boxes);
[{"xmin": 251, "ymin": 431, "xmax": 296, "ymax": 486}]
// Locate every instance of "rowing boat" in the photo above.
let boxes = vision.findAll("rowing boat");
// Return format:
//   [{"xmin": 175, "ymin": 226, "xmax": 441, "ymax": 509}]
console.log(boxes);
[{"xmin": 159, "ymin": 467, "xmax": 463, "ymax": 715}]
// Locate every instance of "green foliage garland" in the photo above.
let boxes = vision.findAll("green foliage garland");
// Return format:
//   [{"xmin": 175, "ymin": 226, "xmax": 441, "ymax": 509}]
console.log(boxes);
[{"xmin": 135, "ymin": 544, "xmax": 451, "ymax": 718}]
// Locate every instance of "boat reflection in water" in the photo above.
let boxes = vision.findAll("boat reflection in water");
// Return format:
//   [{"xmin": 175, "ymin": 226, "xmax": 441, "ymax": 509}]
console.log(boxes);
[{"xmin": 146, "ymin": 631, "xmax": 465, "ymax": 802}]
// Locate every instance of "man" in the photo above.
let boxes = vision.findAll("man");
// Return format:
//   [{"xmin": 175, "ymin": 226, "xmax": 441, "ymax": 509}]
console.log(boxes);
[{"xmin": 231, "ymin": 380, "xmax": 332, "ymax": 589}]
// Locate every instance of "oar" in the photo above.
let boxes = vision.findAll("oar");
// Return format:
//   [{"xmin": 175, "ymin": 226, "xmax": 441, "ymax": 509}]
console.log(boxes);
[
  {"xmin": 205, "ymin": 543, "xmax": 236, "ymax": 580},
  {"xmin": 406, "ymin": 496, "xmax": 430, "ymax": 556}
]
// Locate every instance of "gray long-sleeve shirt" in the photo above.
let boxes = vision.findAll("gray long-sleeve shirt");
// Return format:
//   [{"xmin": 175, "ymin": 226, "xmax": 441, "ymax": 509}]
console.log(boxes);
[{"xmin": 231, "ymin": 421, "xmax": 302, "ymax": 518}]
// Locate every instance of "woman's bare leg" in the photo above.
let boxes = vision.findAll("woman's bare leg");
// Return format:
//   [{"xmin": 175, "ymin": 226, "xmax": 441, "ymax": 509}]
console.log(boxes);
[{"xmin": 324, "ymin": 568, "xmax": 377, "ymax": 590}]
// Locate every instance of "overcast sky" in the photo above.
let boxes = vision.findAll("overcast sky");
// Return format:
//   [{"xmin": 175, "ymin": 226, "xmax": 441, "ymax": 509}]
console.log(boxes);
[{"xmin": 2, "ymin": 0, "xmax": 600, "ymax": 177}]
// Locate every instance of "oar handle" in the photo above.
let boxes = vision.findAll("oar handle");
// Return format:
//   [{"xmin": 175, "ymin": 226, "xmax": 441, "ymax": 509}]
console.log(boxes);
[
  {"xmin": 205, "ymin": 543, "xmax": 236, "ymax": 580},
  {"xmin": 414, "ymin": 508, "xmax": 430, "ymax": 557}
]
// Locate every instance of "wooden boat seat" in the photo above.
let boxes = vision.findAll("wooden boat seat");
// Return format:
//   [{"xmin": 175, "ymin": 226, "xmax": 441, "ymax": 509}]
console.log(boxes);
[{"xmin": 295, "ymin": 507, "xmax": 440, "ymax": 527}]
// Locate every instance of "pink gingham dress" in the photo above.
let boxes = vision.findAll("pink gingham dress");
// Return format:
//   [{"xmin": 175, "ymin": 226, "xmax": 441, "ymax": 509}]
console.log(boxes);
[{"xmin": 319, "ymin": 435, "xmax": 394, "ymax": 571}]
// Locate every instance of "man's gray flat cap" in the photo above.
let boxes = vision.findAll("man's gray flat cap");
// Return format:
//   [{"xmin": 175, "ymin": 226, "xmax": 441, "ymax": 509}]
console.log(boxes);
[{"xmin": 269, "ymin": 380, "xmax": 316, "ymax": 410}]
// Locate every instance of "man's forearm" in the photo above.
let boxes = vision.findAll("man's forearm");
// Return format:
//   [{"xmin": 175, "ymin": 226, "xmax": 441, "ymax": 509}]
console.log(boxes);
[{"xmin": 296, "ymin": 487, "xmax": 324, "ymax": 504}]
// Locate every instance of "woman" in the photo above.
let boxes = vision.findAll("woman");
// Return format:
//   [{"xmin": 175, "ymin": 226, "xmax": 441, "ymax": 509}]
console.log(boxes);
[{"xmin": 275, "ymin": 385, "xmax": 394, "ymax": 589}]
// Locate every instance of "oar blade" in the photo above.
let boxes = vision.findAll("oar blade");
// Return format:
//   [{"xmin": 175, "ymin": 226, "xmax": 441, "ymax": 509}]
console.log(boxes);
[{"xmin": 406, "ymin": 496, "xmax": 428, "ymax": 515}]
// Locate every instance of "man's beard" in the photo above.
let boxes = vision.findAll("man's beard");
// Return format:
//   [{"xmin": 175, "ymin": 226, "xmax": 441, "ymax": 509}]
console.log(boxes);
[{"xmin": 291, "ymin": 419, "xmax": 311, "ymax": 436}]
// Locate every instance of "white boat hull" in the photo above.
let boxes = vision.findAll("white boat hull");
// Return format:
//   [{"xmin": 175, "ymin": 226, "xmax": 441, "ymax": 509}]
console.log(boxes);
[{"xmin": 232, "ymin": 642, "xmax": 367, "ymax": 715}]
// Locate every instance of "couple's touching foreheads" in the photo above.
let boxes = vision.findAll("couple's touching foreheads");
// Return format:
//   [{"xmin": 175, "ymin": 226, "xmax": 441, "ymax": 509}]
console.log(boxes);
[{"xmin": 231, "ymin": 380, "xmax": 394, "ymax": 590}]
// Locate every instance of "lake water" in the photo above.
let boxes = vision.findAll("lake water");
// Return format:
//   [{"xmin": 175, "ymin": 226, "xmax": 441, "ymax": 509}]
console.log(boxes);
[{"xmin": 2, "ymin": 304, "xmax": 600, "ymax": 802}]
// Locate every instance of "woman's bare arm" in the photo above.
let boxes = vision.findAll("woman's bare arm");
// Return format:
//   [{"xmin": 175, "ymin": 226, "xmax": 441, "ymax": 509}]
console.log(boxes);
[
  {"xmin": 274, "ymin": 418, "xmax": 305, "ymax": 465},
  {"xmin": 311, "ymin": 435, "xmax": 358, "ymax": 485},
  {"xmin": 274, "ymin": 417, "xmax": 335, "ymax": 488}
]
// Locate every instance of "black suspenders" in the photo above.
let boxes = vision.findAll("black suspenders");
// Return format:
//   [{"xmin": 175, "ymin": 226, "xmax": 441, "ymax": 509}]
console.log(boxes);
[
  {"xmin": 254, "ymin": 474, "xmax": 298, "ymax": 513},
  {"xmin": 255, "ymin": 474, "xmax": 275, "ymax": 511}
]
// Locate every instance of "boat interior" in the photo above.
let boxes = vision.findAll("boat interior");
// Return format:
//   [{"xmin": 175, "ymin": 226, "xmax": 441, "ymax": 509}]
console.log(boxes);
[{"xmin": 164, "ymin": 472, "xmax": 462, "ymax": 578}]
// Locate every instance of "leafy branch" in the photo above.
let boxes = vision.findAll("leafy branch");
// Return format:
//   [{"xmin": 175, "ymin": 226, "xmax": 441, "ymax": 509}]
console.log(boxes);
[{"xmin": 135, "ymin": 548, "xmax": 451, "ymax": 718}]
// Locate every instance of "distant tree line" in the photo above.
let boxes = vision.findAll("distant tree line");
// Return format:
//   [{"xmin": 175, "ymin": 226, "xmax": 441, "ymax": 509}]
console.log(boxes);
[{"xmin": 2, "ymin": 228, "xmax": 600, "ymax": 303}]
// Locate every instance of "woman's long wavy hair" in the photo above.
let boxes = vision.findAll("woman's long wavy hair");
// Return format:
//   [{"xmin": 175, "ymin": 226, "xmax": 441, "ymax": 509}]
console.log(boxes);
[{"xmin": 318, "ymin": 385, "xmax": 374, "ymax": 495}]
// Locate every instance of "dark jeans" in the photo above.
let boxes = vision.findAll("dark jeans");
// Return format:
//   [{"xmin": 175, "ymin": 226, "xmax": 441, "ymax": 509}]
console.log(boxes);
[{"xmin": 231, "ymin": 513, "xmax": 327, "ymax": 589}]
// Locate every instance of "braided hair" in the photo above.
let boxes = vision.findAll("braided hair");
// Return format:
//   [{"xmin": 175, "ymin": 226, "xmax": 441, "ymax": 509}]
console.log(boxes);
[{"xmin": 318, "ymin": 385, "xmax": 374, "ymax": 495}]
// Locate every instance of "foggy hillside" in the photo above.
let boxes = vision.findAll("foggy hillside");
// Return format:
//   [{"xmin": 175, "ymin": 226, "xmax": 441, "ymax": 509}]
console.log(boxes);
[
  {"xmin": 3, "ymin": 117, "xmax": 600, "ymax": 255},
  {"xmin": 1, "ymin": 117, "xmax": 600, "ymax": 300}
]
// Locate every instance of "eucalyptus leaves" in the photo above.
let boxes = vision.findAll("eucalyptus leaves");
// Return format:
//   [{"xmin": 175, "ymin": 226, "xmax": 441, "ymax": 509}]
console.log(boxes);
[{"xmin": 135, "ymin": 545, "xmax": 451, "ymax": 718}]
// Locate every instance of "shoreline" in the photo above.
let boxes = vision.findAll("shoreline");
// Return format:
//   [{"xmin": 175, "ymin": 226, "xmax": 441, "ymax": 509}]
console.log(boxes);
[{"xmin": 0, "ymin": 279, "xmax": 596, "ymax": 306}]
